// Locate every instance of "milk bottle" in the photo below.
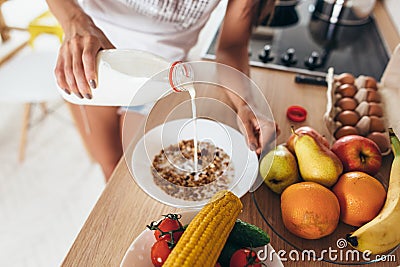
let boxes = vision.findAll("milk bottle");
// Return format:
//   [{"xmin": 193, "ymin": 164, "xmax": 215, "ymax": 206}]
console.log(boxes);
[{"xmin": 58, "ymin": 49, "xmax": 193, "ymax": 106}]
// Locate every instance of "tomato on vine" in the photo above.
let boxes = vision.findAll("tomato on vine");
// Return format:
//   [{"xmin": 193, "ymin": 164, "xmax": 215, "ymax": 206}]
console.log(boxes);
[
  {"xmin": 230, "ymin": 248, "xmax": 263, "ymax": 267},
  {"xmin": 151, "ymin": 239, "xmax": 171, "ymax": 267},
  {"xmin": 147, "ymin": 214, "xmax": 185, "ymax": 246},
  {"xmin": 154, "ymin": 216, "xmax": 183, "ymax": 242}
]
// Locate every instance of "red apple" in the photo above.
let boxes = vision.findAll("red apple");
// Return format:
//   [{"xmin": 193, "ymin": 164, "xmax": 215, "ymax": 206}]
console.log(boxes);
[
  {"xmin": 287, "ymin": 126, "xmax": 330, "ymax": 153},
  {"xmin": 331, "ymin": 135, "xmax": 382, "ymax": 176}
]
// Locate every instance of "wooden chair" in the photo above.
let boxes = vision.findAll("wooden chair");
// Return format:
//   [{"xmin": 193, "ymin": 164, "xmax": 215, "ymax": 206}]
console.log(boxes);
[
  {"xmin": 0, "ymin": 8, "xmax": 63, "ymax": 161},
  {"xmin": 28, "ymin": 10, "xmax": 63, "ymax": 46},
  {"xmin": 0, "ymin": 0, "xmax": 10, "ymax": 42}
]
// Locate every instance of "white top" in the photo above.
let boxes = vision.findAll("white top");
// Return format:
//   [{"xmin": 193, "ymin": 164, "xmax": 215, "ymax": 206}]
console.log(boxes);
[{"xmin": 81, "ymin": 0, "xmax": 221, "ymax": 61}]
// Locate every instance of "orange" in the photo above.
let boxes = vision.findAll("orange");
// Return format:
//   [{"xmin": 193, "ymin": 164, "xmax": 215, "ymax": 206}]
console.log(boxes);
[
  {"xmin": 281, "ymin": 182, "xmax": 340, "ymax": 239},
  {"xmin": 332, "ymin": 171, "xmax": 386, "ymax": 227}
]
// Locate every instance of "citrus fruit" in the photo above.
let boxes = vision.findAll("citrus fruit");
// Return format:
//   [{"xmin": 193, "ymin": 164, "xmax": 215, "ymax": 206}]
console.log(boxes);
[
  {"xmin": 332, "ymin": 171, "xmax": 386, "ymax": 227},
  {"xmin": 281, "ymin": 182, "xmax": 340, "ymax": 239}
]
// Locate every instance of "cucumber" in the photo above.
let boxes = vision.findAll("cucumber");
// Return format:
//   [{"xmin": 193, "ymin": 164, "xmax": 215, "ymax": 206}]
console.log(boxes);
[
  {"xmin": 227, "ymin": 219, "xmax": 270, "ymax": 247},
  {"xmin": 218, "ymin": 240, "xmax": 241, "ymax": 267}
]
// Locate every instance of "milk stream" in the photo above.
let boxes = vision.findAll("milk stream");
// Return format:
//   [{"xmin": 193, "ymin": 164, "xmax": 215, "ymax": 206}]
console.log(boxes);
[{"xmin": 187, "ymin": 86, "xmax": 199, "ymax": 180}]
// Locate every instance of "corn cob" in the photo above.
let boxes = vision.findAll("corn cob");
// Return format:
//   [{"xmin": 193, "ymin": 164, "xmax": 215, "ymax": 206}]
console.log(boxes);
[{"xmin": 163, "ymin": 190, "xmax": 243, "ymax": 267}]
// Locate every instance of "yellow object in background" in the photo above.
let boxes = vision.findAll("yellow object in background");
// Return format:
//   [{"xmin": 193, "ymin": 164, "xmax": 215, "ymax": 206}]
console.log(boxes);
[{"xmin": 28, "ymin": 10, "xmax": 63, "ymax": 46}]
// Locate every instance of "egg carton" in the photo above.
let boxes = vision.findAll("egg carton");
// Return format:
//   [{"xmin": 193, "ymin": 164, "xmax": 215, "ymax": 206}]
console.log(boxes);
[{"xmin": 324, "ymin": 44, "xmax": 400, "ymax": 156}]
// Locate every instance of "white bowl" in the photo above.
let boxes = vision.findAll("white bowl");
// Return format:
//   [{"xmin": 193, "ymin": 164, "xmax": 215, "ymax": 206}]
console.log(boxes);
[
  {"xmin": 120, "ymin": 211, "xmax": 284, "ymax": 267},
  {"xmin": 131, "ymin": 118, "xmax": 259, "ymax": 208}
]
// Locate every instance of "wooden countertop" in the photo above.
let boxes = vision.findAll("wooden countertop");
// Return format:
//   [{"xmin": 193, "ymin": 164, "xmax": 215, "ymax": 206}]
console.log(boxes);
[{"xmin": 62, "ymin": 2, "xmax": 400, "ymax": 267}]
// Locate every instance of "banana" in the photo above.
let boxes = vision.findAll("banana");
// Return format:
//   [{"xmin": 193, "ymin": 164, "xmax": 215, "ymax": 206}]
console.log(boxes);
[{"xmin": 346, "ymin": 128, "xmax": 400, "ymax": 254}]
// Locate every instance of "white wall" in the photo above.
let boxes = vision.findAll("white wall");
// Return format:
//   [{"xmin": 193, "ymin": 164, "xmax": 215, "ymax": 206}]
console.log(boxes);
[
  {"xmin": 1, "ymin": 0, "xmax": 48, "ymax": 28},
  {"xmin": 384, "ymin": 0, "xmax": 400, "ymax": 35}
]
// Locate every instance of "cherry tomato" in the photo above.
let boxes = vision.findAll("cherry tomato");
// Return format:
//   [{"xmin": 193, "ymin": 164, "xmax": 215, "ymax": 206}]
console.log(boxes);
[
  {"xmin": 230, "ymin": 248, "xmax": 262, "ymax": 267},
  {"xmin": 151, "ymin": 240, "xmax": 171, "ymax": 267},
  {"xmin": 287, "ymin": 105, "xmax": 307, "ymax": 122},
  {"xmin": 154, "ymin": 217, "xmax": 183, "ymax": 242}
]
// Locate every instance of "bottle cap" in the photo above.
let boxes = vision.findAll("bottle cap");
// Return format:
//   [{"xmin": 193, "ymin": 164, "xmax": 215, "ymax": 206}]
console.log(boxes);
[{"xmin": 169, "ymin": 61, "xmax": 193, "ymax": 92}]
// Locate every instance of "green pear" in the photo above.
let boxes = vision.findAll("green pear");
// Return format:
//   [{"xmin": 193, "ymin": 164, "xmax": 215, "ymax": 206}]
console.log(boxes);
[
  {"xmin": 294, "ymin": 134, "xmax": 343, "ymax": 187},
  {"xmin": 260, "ymin": 144, "xmax": 300, "ymax": 194}
]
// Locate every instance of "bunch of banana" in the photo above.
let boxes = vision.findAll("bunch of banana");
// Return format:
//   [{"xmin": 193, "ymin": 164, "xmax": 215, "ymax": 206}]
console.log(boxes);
[{"xmin": 346, "ymin": 128, "xmax": 400, "ymax": 254}]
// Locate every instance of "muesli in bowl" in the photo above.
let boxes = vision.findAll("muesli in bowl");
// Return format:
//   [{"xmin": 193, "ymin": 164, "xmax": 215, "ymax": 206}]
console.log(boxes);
[
  {"xmin": 151, "ymin": 139, "xmax": 234, "ymax": 201},
  {"xmin": 130, "ymin": 118, "xmax": 259, "ymax": 208}
]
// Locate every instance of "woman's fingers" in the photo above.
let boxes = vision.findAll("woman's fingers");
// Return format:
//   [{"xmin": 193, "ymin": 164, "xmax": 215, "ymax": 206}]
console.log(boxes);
[
  {"xmin": 258, "ymin": 119, "xmax": 280, "ymax": 153},
  {"xmin": 82, "ymin": 49, "xmax": 97, "ymax": 90},
  {"xmin": 71, "ymin": 37, "xmax": 93, "ymax": 99},
  {"xmin": 83, "ymin": 36, "xmax": 101, "ymax": 90},
  {"xmin": 237, "ymin": 112, "xmax": 259, "ymax": 152},
  {"xmin": 55, "ymin": 36, "xmax": 106, "ymax": 99},
  {"xmin": 54, "ymin": 48, "xmax": 71, "ymax": 95},
  {"xmin": 236, "ymin": 105, "xmax": 281, "ymax": 155},
  {"xmin": 60, "ymin": 43, "xmax": 82, "ymax": 98},
  {"xmin": 246, "ymin": 120, "xmax": 260, "ymax": 152},
  {"xmin": 250, "ymin": 117, "xmax": 263, "ymax": 155}
]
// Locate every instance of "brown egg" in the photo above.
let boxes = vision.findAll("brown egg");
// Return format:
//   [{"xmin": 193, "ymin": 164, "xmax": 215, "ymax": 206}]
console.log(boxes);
[
  {"xmin": 364, "ymin": 76, "xmax": 378, "ymax": 90},
  {"xmin": 335, "ymin": 110, "xmax": 360, "ymax": 126},
  {"xmin": 336, "ymin": 73, "xmax": 355, "ymax": 85},
  {"xmin": 335, "ymin": 97, "xmax": 358, "ymax": 111},
  {"xmin": 334, "ymin": 126, "xmax": 359, "ymax": 139},
  {"xmin": 367, "ymin": 132, "xmax": 390, "ymax": 154},
  {"xmin": 369, "ymin": 116, "xmax": 385, "ymax": 132},
  {"xmin": 368, "ymin": 103, "xmax": 384, "ymax": 117},
  {"xmin": 367, "ymin": 89, "xmax": 381, "ymax": 103},
  {"xmin": 335, "ymin": 84, "xmax": 357, "ymax": 97}
]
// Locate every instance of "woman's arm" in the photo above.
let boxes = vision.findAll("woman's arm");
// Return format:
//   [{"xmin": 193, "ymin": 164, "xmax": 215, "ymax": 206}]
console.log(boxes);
[
  {"xmin": 215, "ymin": 0, "xmax": 278, "ymax": 154},
  {"xmin": 215, "ymin": 0, "xmax": 253, "ymax": 73},
  {"xmin": 46, "ymin": 0, "xmax": 83, "ymax": 28},
  {"xmin": 216, "ymin": 0, "xmax": 253, "ymax": 98},
  {"xmin": 46, "ymin": 0, "xmax": 114, "ymax": 99}
]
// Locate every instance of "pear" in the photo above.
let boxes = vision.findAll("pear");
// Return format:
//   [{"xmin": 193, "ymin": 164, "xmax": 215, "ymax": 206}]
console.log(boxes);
[
  {"xmin": 287, "ymin": 126, "xmax": 330, "ymax": 154},
  {"xmin": 294, "ymin": 134, "xmax": 343, "ymax": 187},
  {"xmin": 260, "ymin": 144, "xmax": 300, "ymax": 194}
]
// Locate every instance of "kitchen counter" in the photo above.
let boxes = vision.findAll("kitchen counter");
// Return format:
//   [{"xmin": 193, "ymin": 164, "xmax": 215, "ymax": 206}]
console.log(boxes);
[{"xmin": 61, "ymin": 2, "xmax": 400, "ymax": 266}]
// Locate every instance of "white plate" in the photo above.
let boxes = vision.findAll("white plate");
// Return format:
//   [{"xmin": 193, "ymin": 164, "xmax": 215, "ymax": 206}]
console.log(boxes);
[
  {"xmin": 131, "ymin": 118, "xmax": 259, "ymax": 208},
  {"xmin": 120, "ymin": 211, "xmax": 284, "ymax": 267}
]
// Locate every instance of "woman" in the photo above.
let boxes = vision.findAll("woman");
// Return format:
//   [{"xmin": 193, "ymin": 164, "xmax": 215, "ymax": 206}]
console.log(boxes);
[{"xmin": 46, "ymin": 0, "xmax": 278, "ymax": 181}]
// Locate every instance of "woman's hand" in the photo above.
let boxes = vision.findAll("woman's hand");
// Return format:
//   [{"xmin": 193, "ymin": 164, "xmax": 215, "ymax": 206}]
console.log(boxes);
[
  {"xmin": 236, "ymin": 105, "xmax": 280, "ymax": 155},
  {"xmin": 55, "ymin": 13, "xmax": 114, "ymax": 99}
]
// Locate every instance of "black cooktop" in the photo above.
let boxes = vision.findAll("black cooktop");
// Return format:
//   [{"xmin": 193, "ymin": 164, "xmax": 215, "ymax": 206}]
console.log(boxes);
[{"xmin": 203, "ymin": 0, "xmax": 389, "ymax": 79}]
